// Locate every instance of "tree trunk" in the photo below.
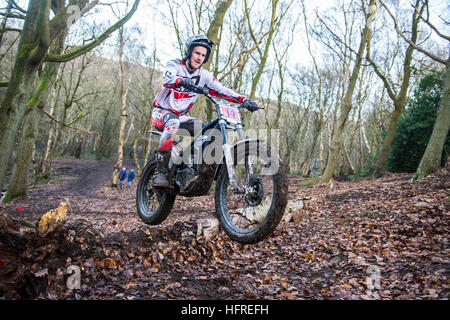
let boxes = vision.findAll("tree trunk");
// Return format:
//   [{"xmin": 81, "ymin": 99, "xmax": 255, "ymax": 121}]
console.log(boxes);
[
  {"xmin": 344, "ymin": 144, "xmax": 355, "ymax": 175},
  {"xmin": 413, "ymin": 57, "xmax": 450, "ymax": 180},
  {"xmin": 374, "ymin": 100, "xmax": 403, "ymax": 174},
  {"xmin": 0, "ymin": 0, "xmax": 13, "ymax": 46},
  {"xmin": 73, "ymin": 137, "xmax": 83, "ymax": 159},
  {"xmin": 4, "ymin": 73, "xmax": 50, "ymax": 201},
  {"xmin": 0, "ymin": 0, "xmax": 50, "ymax": 191},
  {"xmin": 4, "ymin": 14, "xmax": 69, "ymax": 201},
  {"xmin": 111, "ymin": 27, "xmax": 128, "ymax": 188},
  {"xmin": 0, "ymin": 0, "xmax": 140, "ymax": 191},
  {"xmin": 39, "ymin": 61, "xmax": 64, "ymax": 178},
  {"xmin": 0, "ymin": 74, "xmax": 36, "ymax": 191},
  {"xmin": 133, "ymin": 129, "xmax": 142, "ymax": 177},
  {"xmin": 244, "ymin": 0, "xmax": 286, "ymax": 128},
  {"xmin": 204, "ymin": 0, "xmax": 233, "ymax": 72},
  {"xmin": 371, "ymin": 0, "xmax": 424, "ymax": 177},
  {"xmin": 302, "ymin": 113, "xmax": 323, "ymax": 176},
  {"xmin": 320, "ymin": 0, "xmax": 376, "ymax": 183},
  {"xmin": 41, "ymin": 90, "xmax": 59, "ymax": 177},
  {"xmin": 0, "ymin": 0, "xmax": 140, "ymax": 192},
  {"xmin": 319, "ymin": 129, "xmax": 326, "ymax": 173},
  {"xmin": 142, "ymin": 111, "xmax": 152, "ymax": 165},
  {"xmin": 95, "ymin": 103, "xmax": 113, "ymax": 160},
  {"xmin": 203, "ymin": 0, "xmax": 234, "ymax": 123},
  {"xmin": 124, "ymin": 113, "xmax": 135, "ymax": 149}
]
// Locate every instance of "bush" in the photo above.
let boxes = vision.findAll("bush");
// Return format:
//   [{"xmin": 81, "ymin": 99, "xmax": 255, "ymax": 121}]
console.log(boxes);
[{"xmin": 388, "ymin": 70, "xmax": 448, "ymax": 173}]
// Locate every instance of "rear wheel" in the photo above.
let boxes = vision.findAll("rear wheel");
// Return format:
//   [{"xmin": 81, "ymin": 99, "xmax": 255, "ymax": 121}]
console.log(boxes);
[
  {"xmin": 136, "ymin": 160, "xmax": 176, "ymax": 225},
  {"xmin": 215, "ymin": 142, "xmax": 288, "ymax": 244}
]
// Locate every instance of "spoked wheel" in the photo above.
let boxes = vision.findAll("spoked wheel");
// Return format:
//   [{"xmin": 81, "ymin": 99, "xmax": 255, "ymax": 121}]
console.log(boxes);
[
  {"xmin": 215, "ymin": 141, "xmax": 288, "ymax": 244},
  {"xmin": 136, "ymin": 160, "xmax": 176, "ymax": 225}
]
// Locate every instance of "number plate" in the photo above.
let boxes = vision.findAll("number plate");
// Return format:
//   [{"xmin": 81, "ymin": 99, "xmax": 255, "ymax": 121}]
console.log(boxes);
[{"xmin": 220, "ymin": 105, "xmax": 241, "ymax": 124}]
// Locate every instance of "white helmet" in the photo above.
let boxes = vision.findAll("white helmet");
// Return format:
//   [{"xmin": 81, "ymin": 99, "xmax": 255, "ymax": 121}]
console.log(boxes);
[{"xmin": 183, "ymin": 34, "xmax": 214, "ymax": 64}]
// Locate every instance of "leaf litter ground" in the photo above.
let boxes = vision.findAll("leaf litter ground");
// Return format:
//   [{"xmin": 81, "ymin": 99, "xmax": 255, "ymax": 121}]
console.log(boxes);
[{"xmin": 0, "ymin": 159, "xmax": 448, "ymax": 299}]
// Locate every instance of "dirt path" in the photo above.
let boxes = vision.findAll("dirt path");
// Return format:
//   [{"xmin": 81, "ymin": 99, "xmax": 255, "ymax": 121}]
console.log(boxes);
[
  {"xmin": 1, "ymin": 159, "xmax": 448, "ymax": 300},
  {"xmin": 2, "ymin": 159, "xmax": 136, "ymax": 220},
  {"xmin": 50, "ymin": 158, "xmax": 137, "ymax": 196}
]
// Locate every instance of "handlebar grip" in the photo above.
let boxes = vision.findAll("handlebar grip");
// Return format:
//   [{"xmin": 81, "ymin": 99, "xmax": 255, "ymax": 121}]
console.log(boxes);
[{"xmin": 190, "ymin": 85, "xmax": 208, "ymax": 95}]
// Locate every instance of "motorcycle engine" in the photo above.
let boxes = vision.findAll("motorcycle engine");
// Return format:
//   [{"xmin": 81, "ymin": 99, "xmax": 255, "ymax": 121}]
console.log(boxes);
[{"xmin": 175, "ymin": 165, "xmax": 197, "ymax": 192}]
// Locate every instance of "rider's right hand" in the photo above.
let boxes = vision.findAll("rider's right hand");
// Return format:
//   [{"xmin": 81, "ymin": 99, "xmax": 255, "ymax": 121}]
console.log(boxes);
[{"xmin": 179, "ymin": 78, "xmax": 195, "ymax": 90}]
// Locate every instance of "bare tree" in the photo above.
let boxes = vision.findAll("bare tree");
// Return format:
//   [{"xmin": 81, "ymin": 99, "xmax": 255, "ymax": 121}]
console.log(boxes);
[
  {"xmin": 367, "ymin": 0, "xmax": 427, "ymax": 177},
  {"xmin": 320, "ymin": 0, "xmax": 377, "ymax": 183},
  {"xmin": 111, "ymin": 26, "xmax": 129, "ymax": 188},
  {"xmin": 1, "ymin": 0, "xmax": 140, "ymax": 199}
]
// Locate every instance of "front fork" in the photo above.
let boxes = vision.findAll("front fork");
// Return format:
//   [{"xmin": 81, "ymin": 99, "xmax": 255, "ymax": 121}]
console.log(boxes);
[
  {"xmin": 221, "ymin": 122, "xmax": 253, "ymax": 192},
  {"xmin": 236, "ymin": 125, "xmax": 255, "ymax": 183}
]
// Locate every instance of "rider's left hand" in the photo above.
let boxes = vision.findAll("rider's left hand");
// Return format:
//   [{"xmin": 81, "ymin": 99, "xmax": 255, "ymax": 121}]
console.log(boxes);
[{"xmin": 242, "ymin": 99, "xmax": 259, "ymax": 112}]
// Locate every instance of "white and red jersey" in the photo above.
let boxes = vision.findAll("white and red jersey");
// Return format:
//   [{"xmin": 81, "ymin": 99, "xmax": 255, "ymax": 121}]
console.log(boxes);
[{"xmin": 153, "ymin": 59, "xmax": 246, "ymax": 115}]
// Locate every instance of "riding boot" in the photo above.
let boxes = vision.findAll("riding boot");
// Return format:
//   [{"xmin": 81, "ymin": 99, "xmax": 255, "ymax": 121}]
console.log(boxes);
[{"xmin": 152, "ymin": 150, "xmax": 171, "ymax": 187}]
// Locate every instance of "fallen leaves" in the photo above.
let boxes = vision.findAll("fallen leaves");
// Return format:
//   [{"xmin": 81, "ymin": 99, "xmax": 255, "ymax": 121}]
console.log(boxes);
[
  {"xmin": 101, "ymin": 258, "xmax": 117, "ymax": 269},
  {"xmin": 1, "ymin": 160, "xmax": 448, "ymax": 300}
]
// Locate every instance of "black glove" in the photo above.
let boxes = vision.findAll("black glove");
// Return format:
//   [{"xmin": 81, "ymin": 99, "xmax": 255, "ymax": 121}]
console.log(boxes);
[
  {"xmin": 179, "ymin": 78, "xmax": 195, "ymax": 90},
  {"xmin": 242, "ymin": 99, "xmax": 259, "ymax": 112}
]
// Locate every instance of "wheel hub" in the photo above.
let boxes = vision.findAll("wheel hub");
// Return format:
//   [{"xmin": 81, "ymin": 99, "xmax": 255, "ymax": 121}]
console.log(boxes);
[{"xmin": 245, "ymin": 176, "xmax": 264, "ymax": 207}]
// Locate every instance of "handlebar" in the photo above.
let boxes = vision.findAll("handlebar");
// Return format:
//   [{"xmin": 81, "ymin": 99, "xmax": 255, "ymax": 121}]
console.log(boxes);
[{"xmin": 188, "ymin": 84, "xmax": 264, "ymax": 111}]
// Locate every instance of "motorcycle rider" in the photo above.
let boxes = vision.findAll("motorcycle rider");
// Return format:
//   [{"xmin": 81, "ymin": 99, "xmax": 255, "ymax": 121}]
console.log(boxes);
[{"xmin": 151, "ymin": 34, "xmax": 259, "ymax": 187}]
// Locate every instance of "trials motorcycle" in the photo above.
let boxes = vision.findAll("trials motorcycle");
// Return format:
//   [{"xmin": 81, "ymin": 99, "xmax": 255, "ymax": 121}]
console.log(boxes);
[{"xmin": 136, "ymin": 85, "xmax": 288, "ymax": 244}]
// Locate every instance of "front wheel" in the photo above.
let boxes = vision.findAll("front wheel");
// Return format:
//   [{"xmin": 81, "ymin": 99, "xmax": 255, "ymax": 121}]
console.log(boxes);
[
  {"xmin": 215, "ymin": 142, "xmax": 288, "ymax": 244},
  {"xmin": 136, "ymin": 160, "xmax": 176, "ymax": 225}
]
